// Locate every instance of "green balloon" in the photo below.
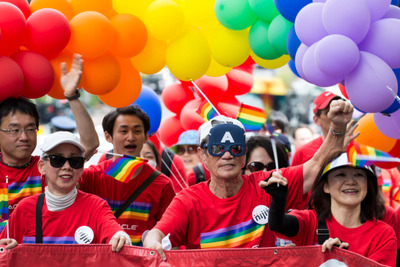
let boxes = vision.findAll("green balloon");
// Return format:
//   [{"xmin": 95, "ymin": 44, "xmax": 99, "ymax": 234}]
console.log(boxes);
[
  {"xmin": 268, "ymin": 15, "xmax": 293, "ymax": 55},
  {"xmin": 215, "ymin": 0, "xmax": 258, "ymax": 30},
  {"xmin": 249, "ymin": 19, "xmax": 281, "ymax": 60},
  {"xmin": 248, "ymin": 0, "xmax": 279, "ymax": 22}
]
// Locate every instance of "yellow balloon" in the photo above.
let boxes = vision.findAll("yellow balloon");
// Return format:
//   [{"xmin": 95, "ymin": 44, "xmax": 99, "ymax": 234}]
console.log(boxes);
[
  {"xmin": 145, "ymin": 0, "xmax": 185, "ymax": 41},
  {"xmin": 181, "ymin": 0, "xmax": 219, "ymax": 29},
  {"xmin": 251, "ymin": 52, "xmax": 290, "ymax": 69},
  {"xmin": 130, "ymin": 34, "xmax": 167, "ymax": 74},
  {"xmin": 166, "ymin": 28, "xmax": 211, "ymax": 81},
  {"xmin": 210, "ymin": 25, "xmax": 250, "ymax": 68},
  {"xmin": 112, "ymin": 0, "xmax": 152, "ymax": 20},
  {"xmin": 206, "ymin": 57, "xmax": 232, "ymax": 77}
]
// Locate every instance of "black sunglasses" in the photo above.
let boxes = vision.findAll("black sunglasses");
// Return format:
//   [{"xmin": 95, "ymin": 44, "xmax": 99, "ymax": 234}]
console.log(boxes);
[
  {"xmin": 44, "ymin": 155, "xmax": 86, "ymax": 169},
  {"xmin": 247, "ymin": 162, "xmax": 275, "ymax": 173},
  {"xmin": 176, "ymin": 145, "xmax": 198, "ymax": 155}
]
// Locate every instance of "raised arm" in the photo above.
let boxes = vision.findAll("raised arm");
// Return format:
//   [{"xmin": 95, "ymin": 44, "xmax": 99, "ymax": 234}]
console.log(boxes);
[
  {"xmin": 302, "ymin": 100, "xmax": 354, "ymax": 194},
  {"xmin": 61, "ymin": 54, "xmax": 99, "ymax": 159}
]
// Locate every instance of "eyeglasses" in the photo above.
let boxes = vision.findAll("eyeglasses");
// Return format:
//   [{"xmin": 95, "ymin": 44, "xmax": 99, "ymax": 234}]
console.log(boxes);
[
  {"xmin": 43, "ymin": 155, "xmax": 85, "ymax": 169},
  {"xmin": 203, "ymin": 144, "xmax": 245, "ymax": 157},
  {"xmin": 176, "ymin": 145, "xmax": 198, "ymax": 155},
  {"xmin": 0, "ymin": 128, "xmax": 38, "ymax": 137},
  {"xmin": 247, "ymin": 162, "xmax": 275, "ymax": 173}
]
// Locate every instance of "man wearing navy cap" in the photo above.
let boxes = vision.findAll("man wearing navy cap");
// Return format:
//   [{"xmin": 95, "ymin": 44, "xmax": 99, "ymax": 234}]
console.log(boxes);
[{"xmin": 144, "ymin": 98, "xmax": 354, "ymax": 261}]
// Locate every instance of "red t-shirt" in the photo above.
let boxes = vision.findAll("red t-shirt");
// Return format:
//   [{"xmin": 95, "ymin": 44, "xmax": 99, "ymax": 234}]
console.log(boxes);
[
  {"xmin": 278, "ymin": 209, "xmax": 397, "ymax": 267},
  {"xmin": 291, "ymin": 136, "xmax": 323, "ymax": 166},
  {"xmin": 1, "ymin": 190, "xmax": 123, "ymax": 244},
  {"xmin": 382, "ymin": 205, "xmax": 400, "ymax": 249},
  {"xmin": 79, "ymin": 161, "xmax": 176, "ymax": 245},
  {"xmin": 187, "ymin": 162, "xmax": 211, "ymax": 186},
  {"xmin": 155, "ymin": 165, "xmax": 303, "ymax": 249}
]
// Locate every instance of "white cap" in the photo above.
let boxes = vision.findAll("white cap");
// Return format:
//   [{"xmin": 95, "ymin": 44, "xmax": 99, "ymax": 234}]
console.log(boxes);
[
  {"xmin": 41, "ymin": 131, "xmax": 85, "ymax": 157},
  {"xmin": 198, "ymin": 115, "xmax": 245, "ymax": 144}
]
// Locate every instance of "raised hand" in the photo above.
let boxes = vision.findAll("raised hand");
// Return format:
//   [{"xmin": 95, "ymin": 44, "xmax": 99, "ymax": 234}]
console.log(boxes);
[{"xmin": 60, "ymin": 54, "xmax": 83, "ymax": 96}]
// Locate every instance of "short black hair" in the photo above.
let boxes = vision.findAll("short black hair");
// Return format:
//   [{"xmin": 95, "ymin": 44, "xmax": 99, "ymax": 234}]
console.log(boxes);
[
  {"xmin": 102, "ymin": 105, "xmax": 151, "ymax": 137},
  {"xmin": 0, "ymin": 97, "xmax": 39, "ymax": 128}
]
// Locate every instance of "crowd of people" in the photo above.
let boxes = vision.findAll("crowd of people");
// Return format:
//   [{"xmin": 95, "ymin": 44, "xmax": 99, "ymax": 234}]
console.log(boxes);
[{"xmin": 0, "ymin": 54, "xmax": 399, "ymax": 266}]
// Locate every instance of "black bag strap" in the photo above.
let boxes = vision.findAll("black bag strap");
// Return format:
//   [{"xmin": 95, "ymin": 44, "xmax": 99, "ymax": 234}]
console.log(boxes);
[
  {"xmin": 194, "ymin": 163, "xmax": 206, "ymax": 184},
  {"xmin": 316, "ymin": 211, "xmax": 329, "ymax": 245},
  {"xmin": 35, "ymin": 193, "xmax": 45, "ymax": 244},
  {"xmin": 161, "ymin": 148, "xmax": 175, "ymax": 177},
  {"xmin": 114, "ymin": 171, "xmax": 161, "ymax": 219}
]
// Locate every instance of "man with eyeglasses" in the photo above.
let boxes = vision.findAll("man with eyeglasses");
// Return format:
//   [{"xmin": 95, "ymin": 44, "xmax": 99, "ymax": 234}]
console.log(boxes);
[
  {"xmin": 144, "ymin": 99, "xmax": 354, "ymax": 261},
  {"xmin": 0, "ymin": 54, "xmax": 99, "ymax": 225}
]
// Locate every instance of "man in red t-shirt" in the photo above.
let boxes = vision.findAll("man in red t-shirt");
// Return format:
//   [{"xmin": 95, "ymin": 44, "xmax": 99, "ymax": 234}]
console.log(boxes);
[{"xmin": 143, "ymin": 99, "xmax": 353, "ymax": 261}]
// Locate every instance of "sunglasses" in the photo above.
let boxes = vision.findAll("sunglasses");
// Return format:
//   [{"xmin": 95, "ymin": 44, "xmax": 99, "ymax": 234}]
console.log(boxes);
[
  {"xmin": 204, "ymin": 144, "xmax": 245, "ymax": 157},
  {"xmin": 247, "ymin": 162, "xmax": 275, "ymax": 173},
  {"xmin": 176, "ymin": 145, "xmax": 198, "ymax": 156},
  {"xmin": 44, "ymin": 155, "xmax": 86, "ymax": 169}
]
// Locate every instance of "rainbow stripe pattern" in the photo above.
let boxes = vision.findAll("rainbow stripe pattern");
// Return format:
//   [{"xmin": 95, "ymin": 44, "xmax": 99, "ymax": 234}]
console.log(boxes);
[
  {"xmin": 200, "ymin": 218, "xmax": 265, "ymax": 249},
  {"xmin": 236, "ymin": 103, "xmax": 267, "ymax": 131},
  {"xmin": 8, "ymin": 175, "xmax": 42, "ymax": 202},
  {"xmin": 23, "ymin": 236, "xmax": 77, "ymax": 244},
  {"xmin": 104, "ymin": 155, "xmax": 148, "ymax": 183},
  {"xmin": 347, "ymin": 142, "xmax": 395, "ymax": 167},
  {"xmin": 0, "ymin": 182, "xmax": 8, "ymax": 221},
  {"xmin": 197, "ymin": 101, "xmax": 217, "ymax": 122}
]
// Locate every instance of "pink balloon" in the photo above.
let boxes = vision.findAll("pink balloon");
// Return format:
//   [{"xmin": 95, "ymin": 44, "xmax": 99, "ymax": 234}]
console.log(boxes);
[
  {"xmin": 0, "ymin": 55, "xmax": 24, "ymax": 100},
  {"xmin": 358, "ymin": 18, "xmax": 400, "ymax": 69},
  {"xmin": 302, "ymin": 42, "xmax": 344, "ymax": 87},
  {"xmin": 345, "ymin": 52, "xmax": 398, "ymax": 113},
  {"xmin": 162, "ymin": 82, "xmax": 194, "ymax": 114},
  {"xmin": 374, "ymin": 109, "xmax": 400, "ymax": 139},
  {"xmin": 295, "ymin": 3, "xmax": 328, "ymax": 46},
  {"xmin": 11, "ymin": 51, "xmax": 54, "ymax": 99}
]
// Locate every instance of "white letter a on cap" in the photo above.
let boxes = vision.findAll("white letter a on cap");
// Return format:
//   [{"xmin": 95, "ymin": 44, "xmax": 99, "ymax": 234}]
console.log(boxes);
[{"xmin": 220, "ymin": 131, "xmax": 234, "ymax": 143}]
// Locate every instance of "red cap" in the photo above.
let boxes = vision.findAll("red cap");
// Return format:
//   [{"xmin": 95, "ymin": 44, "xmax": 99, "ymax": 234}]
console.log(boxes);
[{"xmin": 313, "ymin": 91, "xmax": 341, "ymax": 115}]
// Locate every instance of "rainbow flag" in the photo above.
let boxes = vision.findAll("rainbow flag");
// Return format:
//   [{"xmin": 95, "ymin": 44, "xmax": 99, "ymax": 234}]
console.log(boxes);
[
  {"xmin": 104, "ymin": 155, "xmax": 148, "ymax": 183},
  {"xmin": 0, "ymin": 182, "xmax": 9, "ymax": 221},
  {"xmin": 196, "ymin": 101, "xmax": 217, "ymax": 122},
  {"xmin": 346, "ymin": 142, "xmax": 400, "ymax": 167},
  {"xmin": 236, "ymin": 103, "xmax": 267, "ymax": 131}
]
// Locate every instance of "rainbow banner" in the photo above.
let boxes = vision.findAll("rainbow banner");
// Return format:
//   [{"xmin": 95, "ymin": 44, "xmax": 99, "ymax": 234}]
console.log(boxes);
[
  {"xmin": 0, "ymin": 182, "xmax": 9, "ymax": 220},
  {"xmin": 347, "ymin": 142, "xmax": 400, "ymax": 167},
  {"xmin": 196, "ymin": 101, "xmax": 217, "ymax": 122},
  {"xmin": 236, "ymin": 103, "xmax": 267, "ymax": 131},
  {"xmin": 104, "ymin": 155, "xmax": 148, "ymax": 183}
]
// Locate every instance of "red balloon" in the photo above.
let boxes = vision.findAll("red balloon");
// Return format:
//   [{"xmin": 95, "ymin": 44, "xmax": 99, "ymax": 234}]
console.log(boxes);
[
  {"xmin": 2, "ymin": 0, "xmax": 31, "ymax": 19},
  {"xmin": 0, "ymin": 55, "xmax": 24, "ymax": 100},
  {"xmin": 161, "ymin": 82, "xmax": 194, "ymax": 114},
  {"xmin": 217, "ymin": 101, "xmax": 241, "ymax": 118},
  {"xmin": 158, "ymin": 115, "xmax": 185, "ymax": 147},
  {"xmin": 235, "ymin": 55, "xmax": 255, "ymax": 74},
  {"xmin": 180, "ymin": 99, "xmax": 205, "ymax": 130},
  {"xmin": 11, "ymin": 51, "xmax": 55, "ymax": 99},
  {"xmin": 26, "ymin": 8, "xmax": 70, "ymax": 59},
  {"xmin": 226, "ymin": 69, "xmax": 253, "ymax": 96},
  {"xmin": 338, "ymin": 83, "xmax": 349, "ymax": 99},
  {"xmin": 192, "ymin": 75, "xmax": 228, "ymax": 103},
  {"xmin": 0, "ymin": 2, "xmax": 26, "ymax": 56},
  {"xmin": 388, "ymin": 139, "xmax": 400, "ymax": 158},
  {"xmin": 149, "ymin": 133, "xmax": 162, "ymax": 152}
]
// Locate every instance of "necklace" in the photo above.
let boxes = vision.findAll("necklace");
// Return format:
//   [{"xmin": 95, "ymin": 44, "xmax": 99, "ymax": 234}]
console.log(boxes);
[{"xmin": 0, "ymin": 156, "xmax": 32, "ymax": 169}]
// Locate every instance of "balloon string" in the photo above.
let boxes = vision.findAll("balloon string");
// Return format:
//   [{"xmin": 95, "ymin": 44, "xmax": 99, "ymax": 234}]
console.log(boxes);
[
  {"xmin": 190, "ymin": 80, "xmax": 221, "ymax": 116},
  {"xmin": 386, "ymin": 86, "xmax": 400, "ymax": 104}
]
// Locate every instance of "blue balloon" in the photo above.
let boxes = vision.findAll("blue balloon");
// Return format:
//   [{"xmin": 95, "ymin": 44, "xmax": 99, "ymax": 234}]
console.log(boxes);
[
  {"xmin": 131, "ymin": 86, "xmax": 162, "ymax": 135},
  {"xmin": 382, "ymin": 68, "xmax": 400, "ymax": 114},
  {"xmin": 288, "ymin": 59, "xmax": 300, "ymax": 78},
  {"xmin": 273, "ymin": 0, "xmax": 312, "ymax": 22},
  {"xmin": 392, "ymin": 0, "xmax": 399, "ymax": 6},
  {"xmin": 287, "ymin": 26, "xmax": 301, "ymax": 60}
]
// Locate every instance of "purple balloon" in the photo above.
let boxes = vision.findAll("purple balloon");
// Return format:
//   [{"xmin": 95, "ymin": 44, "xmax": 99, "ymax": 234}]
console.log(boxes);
[
  {"xmin": 359, "ymin": 19, "xmax": 400, "ymax": 69},
  {"xmin": 374, "ymin": 109, "xmax": 400, "ymax": 139},
  {"xmin": 383, "ymin": 5, "xmax": 400, "ymax": 19},
  {"xmin": 345, "ymin": 52, "xmax": 398, "ymax": 113},
  {"xmin": 365, "ymin": 0, "xmax": 391, "ymax": 22},
  {"xmin": 322, "ymin": 0, "xmax": 371, "ymax": 44},
  {"xmin": 315, "ymin": 34, "xmax": 360, "ymax": 77},
  {"xmin": 295, "ymin": 43, "xmax": 308, "ymax": 80},
  {"xmin": 302, "ymin": 42, "xmax": 344, "ymax": 87},
  {"xmin": 295, "ymin": 3, "xmax": 328, "ymax": 46}
]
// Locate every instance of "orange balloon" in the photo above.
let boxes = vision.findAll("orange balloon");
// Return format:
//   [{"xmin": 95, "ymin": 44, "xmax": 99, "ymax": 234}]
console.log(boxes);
[
  {"xmin": 98, "ymin": 58, "xmax": 142, "ymax": 108},
  {"xmin": 67, "ymin": 11, "xmax": 115, "ymax": 59},
  {"xmin": 81, "ymin": 52, "xmax": 120, "ymax": 95},
  {"xmin": 69, "ymin": 0, "xmax": 114, "ymax": 18},
  {"xmin": 356, "ymin": 113, "xmax": 397, "ymax": 153},
  {"xmin": 47, "ymin": 50, "xmax": 74, "ymax": 99},
  {"xmin": 30, "ymin": 0, "xmax": 74, "ymax": 20},
  {"xmin": 130, "ymin": 34, "xmax": 166, "ymax": 74},
  {"xmin": 110, "ymin": 14, "xmax": 148, "ymax": 58}
]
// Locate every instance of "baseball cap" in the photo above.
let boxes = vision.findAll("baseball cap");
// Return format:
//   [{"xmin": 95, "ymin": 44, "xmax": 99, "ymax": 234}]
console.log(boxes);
[
  {"xmin": 198, "ymin": 115, "xmax": 245, "ymax": 144},
  {"xmin": 172, "ymin": 130, "xmax": 199, "ymax": 148},
  {"xmin": 50, "ymin": 116, "xmax": 77, "ymax": 132},
  {"xmin": 41, "ymin": 131, "xmax": 85, "ymax": 157},
  {"xmin": 313, "ymin": 91, "xmax": 342, "ymax": 115}
]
